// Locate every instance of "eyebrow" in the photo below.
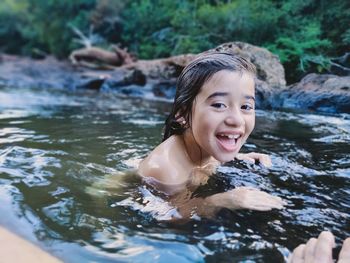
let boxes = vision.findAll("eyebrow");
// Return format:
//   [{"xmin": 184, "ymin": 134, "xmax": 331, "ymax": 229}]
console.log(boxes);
[
  {"xmin": 206, "ymin": 92, "xmax": 255, "ymax": 101},
  {"xmin": 207, "ymin": 92, "xmax": 228, "ymax": 100}
]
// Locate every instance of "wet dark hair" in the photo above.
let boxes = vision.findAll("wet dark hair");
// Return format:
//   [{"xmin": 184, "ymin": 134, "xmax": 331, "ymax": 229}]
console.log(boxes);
[{"xmin": 163, "ymin": 52, "xmax": 257, "ymax": 141}]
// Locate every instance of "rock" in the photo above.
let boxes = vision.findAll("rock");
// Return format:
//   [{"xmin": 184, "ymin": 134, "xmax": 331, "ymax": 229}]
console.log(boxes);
[
  {"xmin": 254, "ymin": 79, "xmax": 275, "ymax": 109},
  {"xmin": 76, "ymin": 72, "xmax": 111, "ymax": 90},
  {"xmin": 124, "ymin": 42, "xmax": 286, "ymax": 105},
  {"xmin": 126, "ymin": 42, "xmax": 286, "ymax": 90},
  {"xmin": 211, "ymin": 42, "xmax": 286, "ymax": 89},
  {"xmin": 120, "ymin": 54, "xmax": 197, "ymax": 99},
  {"xmin": 76, "ymin": 68, "xmax": 147, "ymax": 90},
  {"xmin": 124, "ymin": 54, "xmax": 196, "ymax": 80},
  {"xmin": 122, "ymin": 69, "xmax": 146, "ymax": 86},
  {"xmin": 276, "ymin": 73, "xmax": 350, "ymax": 113},
  {"xmin": 151, "ymin": 80, "xmax": 177, "ymax": 99},
  {"xmin": 98, "ymin": 68, "xmax": 146, "ymax": 90}
]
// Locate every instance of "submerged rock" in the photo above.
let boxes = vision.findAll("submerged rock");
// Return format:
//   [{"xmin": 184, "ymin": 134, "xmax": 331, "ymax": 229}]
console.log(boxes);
[{"xmin": 275, "ymin": 73, "xmax": 350, "ymax": 113}]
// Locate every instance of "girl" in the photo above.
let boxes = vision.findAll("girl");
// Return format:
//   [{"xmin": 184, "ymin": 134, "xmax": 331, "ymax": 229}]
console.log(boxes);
[{"xmin": 138, "ymin": 52, "xmax": 284, "ymax": 219}]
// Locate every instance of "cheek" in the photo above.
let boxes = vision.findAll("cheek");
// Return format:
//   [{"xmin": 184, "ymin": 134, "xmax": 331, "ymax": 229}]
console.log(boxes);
[
  {"xmin": 246, "ymin": 116, "xmax": 255, "ymax": 135},
  {"xmin": 191, "ymin": 113, "xmax": 214, "ymax": 140}
]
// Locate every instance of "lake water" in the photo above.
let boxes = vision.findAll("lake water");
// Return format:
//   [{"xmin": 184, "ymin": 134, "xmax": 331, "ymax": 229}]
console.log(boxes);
[{"xmin": 0, "ymin": 86, "xmax": 349, "ymax": 262}]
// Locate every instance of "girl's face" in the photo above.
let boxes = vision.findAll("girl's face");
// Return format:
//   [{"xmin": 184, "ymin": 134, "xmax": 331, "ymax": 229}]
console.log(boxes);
[{"xmin": 189, "ymin": 70, "xmax": 255, "ymax": 163}]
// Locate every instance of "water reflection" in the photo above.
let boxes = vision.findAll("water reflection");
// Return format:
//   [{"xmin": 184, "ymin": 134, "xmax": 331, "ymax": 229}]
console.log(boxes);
[{"xmin": 0, "ymin": 86, "xmax": 349, "ymax": 262}]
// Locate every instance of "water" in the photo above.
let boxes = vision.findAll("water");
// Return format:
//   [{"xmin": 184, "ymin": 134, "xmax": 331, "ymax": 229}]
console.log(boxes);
[{"xmin": 0, "ymin": 86, "xmax": 349, "ymax": 262}]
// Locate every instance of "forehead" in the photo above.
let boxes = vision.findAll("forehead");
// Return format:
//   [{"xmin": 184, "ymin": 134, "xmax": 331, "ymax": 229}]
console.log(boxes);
[{"xmin": 199, "ymin": 70, "xmax": 255, "ymax": 96}]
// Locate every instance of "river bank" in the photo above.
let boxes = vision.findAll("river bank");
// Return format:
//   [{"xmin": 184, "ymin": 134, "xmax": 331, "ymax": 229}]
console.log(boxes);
[{"xmin": 1, "ymin": 42, "xmax": 349, "ymax": 114}]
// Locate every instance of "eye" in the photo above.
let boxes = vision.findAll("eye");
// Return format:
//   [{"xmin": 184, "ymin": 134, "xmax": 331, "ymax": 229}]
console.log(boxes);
[
  {"xmin": 241, "ymin": 104, "xmax": 254, "ymax": 111},
  {"xmin": 211, "ymin": 103, "xmax": 227, "ymax": 109}
]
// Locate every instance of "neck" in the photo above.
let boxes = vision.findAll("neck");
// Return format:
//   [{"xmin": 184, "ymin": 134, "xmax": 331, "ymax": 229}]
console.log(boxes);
[{"xmin": 181, "ymin": 130, "xmax": 211, "ymax": 167}]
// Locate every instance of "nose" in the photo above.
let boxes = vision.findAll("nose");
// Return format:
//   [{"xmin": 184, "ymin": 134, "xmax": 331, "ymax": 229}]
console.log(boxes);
[{"xmin": 224, "ymin": 108, "xmax": 244, "ymax": 127}]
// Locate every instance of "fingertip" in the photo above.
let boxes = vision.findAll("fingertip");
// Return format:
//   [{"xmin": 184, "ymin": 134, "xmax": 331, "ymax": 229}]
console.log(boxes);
[
  {"xmin": 274, "ymin": 196, "xmax": 282, "ymax": 201},
  {"xmin": 291, "ymin": 244, "xmax": 306, "ymax": 261},
  {"xmin": 343, "ymin": 237, "xmax": 350, "ymax": 246},
  {"xmin": 296, "ymin": 244, "xmax": 306, "ymax": 251},
  {"xmin": 319, "ymin": 231, "xmax": 333, "ymax": 237},
  {"xmin": 274, "ymin": 197, "xmax": 285, "ymax": 207},
  {"xmin": 318, "ymin": 231, "xmax": 335, "ymax": 247},
  {"xmin": 306, "ymin": 237, "xmax": 317, "ymax": 245},
  {"xmin": 272, "ymin": 202, "xmax": 284, "ymax": 210},
  {"xmin": 313, "ymin": 231, "xmax": 335, "ymax": 261},
  {"xmin": 339, "ymin": 237, "xmax": 350, "ymax": 260}
]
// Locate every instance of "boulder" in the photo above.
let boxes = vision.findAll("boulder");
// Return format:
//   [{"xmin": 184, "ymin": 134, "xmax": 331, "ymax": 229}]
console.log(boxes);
[
  {"xmin": 276, "ymin": 73, "xmax": 350, "ymax": 113},
  {"xmin": 210, "ymin": 42, "xmax": 286, "ymax": 89},
  {"xmin": 124, "ymin": 42, "xmax": 286, "ymax": 104},
  {"xmin": 99, "ymin": 68, "xmax": 146, "ymax": 90}
]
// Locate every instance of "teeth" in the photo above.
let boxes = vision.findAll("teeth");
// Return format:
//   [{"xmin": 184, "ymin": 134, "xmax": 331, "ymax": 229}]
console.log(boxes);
[{"xmin": 219, "ymin": 134, "xmax": 240, "ymax": 139}]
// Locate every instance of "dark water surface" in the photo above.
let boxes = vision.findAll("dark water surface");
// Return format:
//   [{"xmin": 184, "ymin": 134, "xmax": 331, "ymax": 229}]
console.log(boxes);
[{"xmin": 0, "ymin": 86, "xmax": 349, "ymax": 262}]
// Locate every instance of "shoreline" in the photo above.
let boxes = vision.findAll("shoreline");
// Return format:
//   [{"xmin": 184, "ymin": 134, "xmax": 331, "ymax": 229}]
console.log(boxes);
[{"xmin": 0, "ymin": 52, "xmax": 349, "ymax": 114}]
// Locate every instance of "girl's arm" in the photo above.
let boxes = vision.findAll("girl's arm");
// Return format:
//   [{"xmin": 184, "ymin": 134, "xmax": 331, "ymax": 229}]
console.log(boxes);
[{"xmin": 175, "ymin": 186, "xmax": 284, "ymax": 219}]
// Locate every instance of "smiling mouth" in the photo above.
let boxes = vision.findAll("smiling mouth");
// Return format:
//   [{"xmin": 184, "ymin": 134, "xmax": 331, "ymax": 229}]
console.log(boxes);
[{"xmin": 216, "ymin": 133, "xmax": 241, "ymax": 152}]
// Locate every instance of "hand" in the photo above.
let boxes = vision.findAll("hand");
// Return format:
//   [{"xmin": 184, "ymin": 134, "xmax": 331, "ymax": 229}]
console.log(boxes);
[
  {"xmin": 288, "ymin": 231, "xmax": 350, "ymax": 263},
  {"xmin": 339, "ymin": 237, "xmax": 350, "ymax": 263},
  {"xmin": 226, "ymin": 187, "xmax": 284, "ymax": 211},
  {"xmin": 236, "ymin": 152, "xmax": 272, "ymax": 167}
]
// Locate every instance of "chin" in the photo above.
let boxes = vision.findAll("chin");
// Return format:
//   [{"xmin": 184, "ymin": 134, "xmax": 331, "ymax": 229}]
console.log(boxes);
[{"xmin": 214, "ymin": 153, "xmax": 238, "ymax": 163}]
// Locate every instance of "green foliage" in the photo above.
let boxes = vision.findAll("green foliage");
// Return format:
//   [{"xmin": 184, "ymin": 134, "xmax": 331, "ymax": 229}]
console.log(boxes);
[
  {"xmin": 0, "ymin": 0, "xmax": 27, "ymax": 53},
  {"xmin": 342, "ymin": 29, "xmax": 350, "ymax": 45},
  {"xmin": 0, "ymin": 0, "xmax": 96, "ymax": 57},
  {"xmin": 320, "ymin": 0, "xmax": 350, "ymax": 54},
  {"xmin": 116, "ymin": 0, "xmax": 281, "ymax": 59},
  {"xmin": 265, "ymin": 21, "xmax": 332, "ymax": 80}
]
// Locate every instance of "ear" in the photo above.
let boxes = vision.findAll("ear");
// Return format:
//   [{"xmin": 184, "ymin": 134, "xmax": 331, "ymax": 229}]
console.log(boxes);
[
  {"xmin": 174, "ymin": 112, "xmax": 187, "ymax": 126},
  {"xmin": 176, "ymin": 116, "xmax": 186, "ymax": 125}
]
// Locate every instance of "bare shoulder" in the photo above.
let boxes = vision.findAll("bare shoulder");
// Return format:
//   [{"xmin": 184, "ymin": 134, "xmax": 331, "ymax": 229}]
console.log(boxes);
[
  {"xmin": 138, "ymin": 136, "xmax": 190, "ymax": 188},
  {"xmin": 138, "ymin": 154, "xmax": 169, "ymax": 182},
  {"xmin": 138, "ymin": 153, "xmax": 185, "ymax": 184}
]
